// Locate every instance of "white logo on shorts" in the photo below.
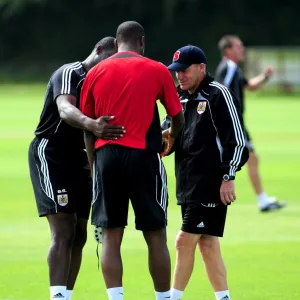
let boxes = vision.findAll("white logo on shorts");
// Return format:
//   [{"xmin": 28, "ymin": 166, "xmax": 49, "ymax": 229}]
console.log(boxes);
[
  {"xmin": 197, "ymin": 222, "xmax": 205, "ymax": 228},
  {"xmin": 201, "ymin": 203, "xmax": 219, "ymax": 208}
]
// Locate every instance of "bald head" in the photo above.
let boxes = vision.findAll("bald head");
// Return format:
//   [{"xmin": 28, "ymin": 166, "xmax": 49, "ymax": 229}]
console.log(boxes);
[{"xmin": 116, "ymin": 21, "xmax": 145, "ymax": 54}]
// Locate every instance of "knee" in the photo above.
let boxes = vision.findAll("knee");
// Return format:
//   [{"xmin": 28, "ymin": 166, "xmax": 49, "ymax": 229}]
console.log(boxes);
[
  {"xmin": 144, "ymin": 229, "xmax": 167, "ymax": 250},
  {"xmin": 52, "ymin": 226, "xmax": 75, "ymax": 248},
  {"xmin": 102, "ymin": 227, "xmax": 124, "ymax": 249},
  {"xmin": 199, "ymin": 237, "xmax": 219, "ymax": 258},
  {"xmin": 73, "ymin": 224, "xmax": 87, "ymax": 249},
  {"xmin": 175, "ymin": 231, "xmax": 197, "ymax": 251}
]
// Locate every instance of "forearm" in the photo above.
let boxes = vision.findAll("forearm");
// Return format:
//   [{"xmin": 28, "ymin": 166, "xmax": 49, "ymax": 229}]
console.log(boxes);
[
  {"xmin": 169, "ymin": 111, "xmax": 184, "ymax": 138},
  {"xmin": 59, "ymin": 102, "xmax": 94, "ymax": 131},
  {"xmin": 246, "ymin": 73, "xmax": 269, "ymax": 90},
  {"xmin": 84, "ymin": 131, "xmax": 96, "ymax": 174}
]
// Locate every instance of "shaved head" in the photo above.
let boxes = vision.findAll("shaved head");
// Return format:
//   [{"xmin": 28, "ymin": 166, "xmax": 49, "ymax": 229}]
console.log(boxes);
[{"xmin": 116, "ymin": 21, "xmax": 145, "ymax": 45}]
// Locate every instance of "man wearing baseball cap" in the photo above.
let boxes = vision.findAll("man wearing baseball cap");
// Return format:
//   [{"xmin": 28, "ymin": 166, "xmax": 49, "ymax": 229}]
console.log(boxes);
[
  {"xmin": 162, "ymin": 45, "xmax": 249, "ymax": 300},
  {"xmin": 167, "ymin": 45, "xmax": 207, "ymax": 71}
]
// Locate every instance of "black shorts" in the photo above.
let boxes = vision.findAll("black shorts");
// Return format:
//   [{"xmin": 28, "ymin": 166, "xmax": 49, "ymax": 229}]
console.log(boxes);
[
  {"xmin": 181, "ymin": 202, "xmax": 228, "ymax": 237},
  {"xmin": 28, "ymin": 137, "xmax": 92, "ymax": 219},
  {"xmin": 92, "ymin": 145, "xmax": 168, "ymax": 231},
  {"xmin": 244, "ymin": 128, "xmax": 254, "ymax": 152}
]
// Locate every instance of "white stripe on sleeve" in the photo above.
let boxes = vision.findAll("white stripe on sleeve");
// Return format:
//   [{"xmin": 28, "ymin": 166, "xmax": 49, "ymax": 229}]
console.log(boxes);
[
  {"xmin": 61, "ymin": 62, "xmax": 82, "ymax": 94},
  {"xmin": 210, "ymin": 82, "xmax": 245, "ymax": 176}
]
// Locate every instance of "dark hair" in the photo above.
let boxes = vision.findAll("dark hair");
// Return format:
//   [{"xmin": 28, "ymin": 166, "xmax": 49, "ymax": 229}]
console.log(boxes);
[
  {"xmin": 116, "ymin": 21, "xmax": 145, "ymax": 44},
  {"xmin": 218, "ymin": 35, "xmax": 239, "ymax": 54},
  {"xmin": 94, "ymin": 36, "xmax": 115, "ymax": 50}
]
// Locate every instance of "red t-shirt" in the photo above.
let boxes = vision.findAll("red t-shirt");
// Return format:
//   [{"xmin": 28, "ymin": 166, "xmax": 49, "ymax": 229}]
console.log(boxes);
[{"xmin": 80, "ymin": 51, "xmax": 182, "ymax": 151}]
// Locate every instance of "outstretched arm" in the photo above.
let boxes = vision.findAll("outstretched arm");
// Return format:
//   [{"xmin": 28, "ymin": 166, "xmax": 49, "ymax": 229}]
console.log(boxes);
[{"xmin": 246, "ymin": 66, "xmax": 273, "ymax": 90}]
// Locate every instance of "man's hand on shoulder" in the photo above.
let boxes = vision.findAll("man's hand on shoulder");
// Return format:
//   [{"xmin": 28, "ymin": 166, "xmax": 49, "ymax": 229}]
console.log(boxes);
[{"xmin": 88, "ymin": 116, "xmax": 125, "ymax": 140}]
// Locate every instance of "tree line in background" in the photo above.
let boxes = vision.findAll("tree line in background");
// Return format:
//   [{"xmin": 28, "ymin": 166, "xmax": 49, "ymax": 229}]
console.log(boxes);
[{"xmin": 0, "ymin": 0, "xmax": 299, "ymax": 80}]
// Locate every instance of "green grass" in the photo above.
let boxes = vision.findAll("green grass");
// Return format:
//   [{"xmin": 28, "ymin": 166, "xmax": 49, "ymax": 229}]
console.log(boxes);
[{"xmin": 0, "ymin": 85, "xmax": 300, "ymax": 299}]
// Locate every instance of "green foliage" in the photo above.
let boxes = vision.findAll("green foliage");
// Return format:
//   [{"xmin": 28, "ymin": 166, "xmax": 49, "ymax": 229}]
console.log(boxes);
[
  {"xmin": 0, "ymin": 0, "xmax": 46, "ymax": 18},
  {"xmin": 0, "ymin": 1, "xmax": 300, "ymax": 78}
]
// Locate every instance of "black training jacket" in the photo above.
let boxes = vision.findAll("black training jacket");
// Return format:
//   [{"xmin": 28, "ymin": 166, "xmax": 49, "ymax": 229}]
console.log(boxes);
[{"xmin": 161, "ymin": 74, "xmax": 249, "ymax": 204}]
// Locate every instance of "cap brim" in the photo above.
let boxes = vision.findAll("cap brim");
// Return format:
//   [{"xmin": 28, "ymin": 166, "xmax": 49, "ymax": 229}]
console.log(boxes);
[{"xmin": 167, "ymin": 62, "xmax": 190, "ymax": 72}]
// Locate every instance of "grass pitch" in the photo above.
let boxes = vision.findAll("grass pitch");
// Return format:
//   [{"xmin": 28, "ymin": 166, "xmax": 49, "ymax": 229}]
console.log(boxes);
[{"xmin": 0, "ymin": 84, "xmax": 299, "ymax": 299}]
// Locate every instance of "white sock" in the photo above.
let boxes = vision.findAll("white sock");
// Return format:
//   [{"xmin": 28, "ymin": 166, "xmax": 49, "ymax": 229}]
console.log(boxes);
[
  {"xmin": 215, "ymin": 290, "xmax": 230, "ymax": 300},
  {"xmin": 50, "ymin": 286, "xmax": 67, "ymax": 299},
  {"xmin": 65, "ymin": 290, "xmax": 73, "ymax": 300},
  {"xmin": 107, "ymin": 287, "xmax": 123, "ymax": 300},
  {"xmin": 170, "ymin": 288, "xmax": 183, "ymax": 300},
  {"xmin": 155, "ymin": 290, "xmax": 171, "ymax": 299},
  {"xmin": 257, "ymin": 192, "xmax": 270, "ymax": 207}
]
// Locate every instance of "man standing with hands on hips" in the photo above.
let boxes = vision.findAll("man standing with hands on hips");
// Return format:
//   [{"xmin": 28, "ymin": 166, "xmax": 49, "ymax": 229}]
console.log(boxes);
[{"xmin": 162, "ymin": 45, "xmax": 249, "ymax": 300}]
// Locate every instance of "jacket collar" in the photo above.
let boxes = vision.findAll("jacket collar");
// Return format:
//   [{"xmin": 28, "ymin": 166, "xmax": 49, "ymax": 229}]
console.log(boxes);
[{"xmin": 177, "ymin": 73, "xmax": 214, "ymax": 99}]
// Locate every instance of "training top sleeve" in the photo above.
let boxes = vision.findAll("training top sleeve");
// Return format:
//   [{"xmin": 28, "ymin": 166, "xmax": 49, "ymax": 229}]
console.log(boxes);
[
  {"xmin": 52, "ymin": 65, "xmax": 80, "ymax": 101},
  {"xmin": 212, "ymin": 86, "xmax": 249, "ymax": 177}
]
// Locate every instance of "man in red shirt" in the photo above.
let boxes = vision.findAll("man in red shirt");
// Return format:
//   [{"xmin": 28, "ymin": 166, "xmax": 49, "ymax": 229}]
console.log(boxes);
[{"xmin": 80, "ymin": 21, "xmax": 184, "ymax": 300}]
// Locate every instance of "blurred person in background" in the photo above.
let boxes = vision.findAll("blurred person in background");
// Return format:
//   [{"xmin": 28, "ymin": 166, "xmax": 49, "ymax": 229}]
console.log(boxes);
[
  {"xmin": 215, "ymin": 35, "xmax": 286, "ymax": 212},
  {"xmin": 162, "ymin": 45, "xmax": 249, "ymax": 300},
  {"xmin": 28, "ymin": 37, "xmax": 120, "ymax": 300}
]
